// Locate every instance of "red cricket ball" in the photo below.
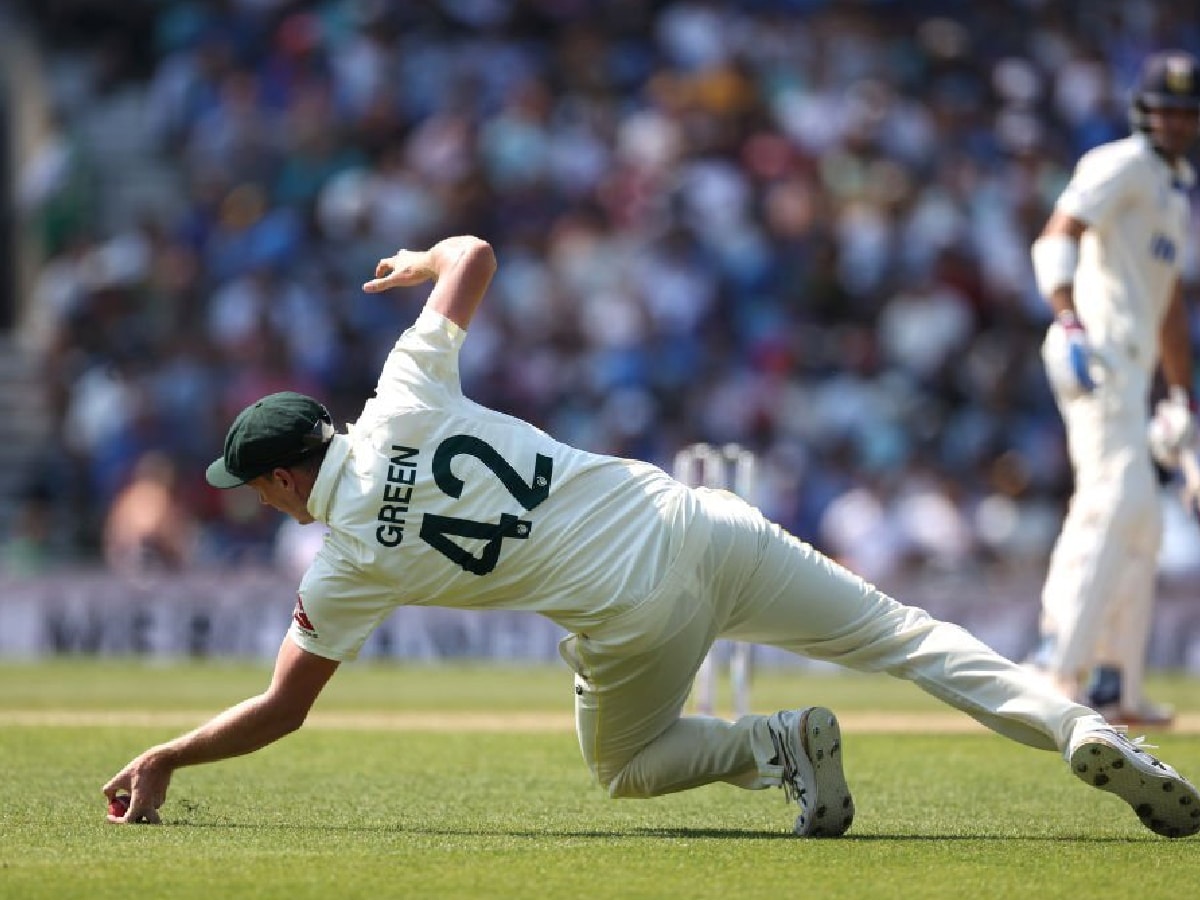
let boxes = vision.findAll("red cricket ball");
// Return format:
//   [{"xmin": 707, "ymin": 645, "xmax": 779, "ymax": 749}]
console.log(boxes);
[{"xmin": 107, "ymin": 794, "xmax": 130, "ymax": 818}]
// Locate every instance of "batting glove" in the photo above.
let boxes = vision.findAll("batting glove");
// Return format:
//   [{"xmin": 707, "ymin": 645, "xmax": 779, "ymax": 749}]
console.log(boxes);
[
  {"xmin": 1043, "ymin": 311, "xmax": 1106, "ymax": 399},
  {"xmin": 1147, "ymin": 386, "xmax": 1198, "ymax": 470}
]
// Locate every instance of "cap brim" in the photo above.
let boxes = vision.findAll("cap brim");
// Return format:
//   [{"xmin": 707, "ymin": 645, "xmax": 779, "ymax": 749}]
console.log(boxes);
[
  {"xmin": 1143, "ymin": 93, "xmax": 1200, "ymax": 109},
  {"xmin": 206, "ymin": 457, "xmax": 248, "ymax": 489}
]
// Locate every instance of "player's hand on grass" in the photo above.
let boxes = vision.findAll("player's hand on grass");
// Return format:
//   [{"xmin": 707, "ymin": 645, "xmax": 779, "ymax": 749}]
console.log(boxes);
[
  {"xmin": 103, "ymin": 750, "xmax": 172, "ymax": 825},
  {"xmin": 362, "ymin": 250, "xmax": 434, "ymax": 293}
]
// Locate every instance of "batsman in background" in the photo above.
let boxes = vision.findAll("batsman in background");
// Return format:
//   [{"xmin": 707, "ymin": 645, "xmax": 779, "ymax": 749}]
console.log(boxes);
[
  {"xmin": 1030, "ymin": 50, "xmax": 1200, "ymax": 727},
  {"xmin": 104, "ymin": 235, "xmax": 1200, "ymax": 838}
]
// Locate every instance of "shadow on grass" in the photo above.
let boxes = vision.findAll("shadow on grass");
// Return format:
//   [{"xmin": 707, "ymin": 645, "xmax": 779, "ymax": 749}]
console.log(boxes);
[
  {"xmin": 162, "ymin": 798, "xmax": 1164, "ymax": 841},
  {"xmin": 168, "ymin": 820, "xmax": 1162, "ymax": 842}
]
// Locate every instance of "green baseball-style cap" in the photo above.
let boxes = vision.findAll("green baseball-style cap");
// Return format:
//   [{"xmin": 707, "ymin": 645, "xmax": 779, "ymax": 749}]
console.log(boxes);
[{"xmin": 205, "ymin": 392, "xmax": 335, "ymax": 489}]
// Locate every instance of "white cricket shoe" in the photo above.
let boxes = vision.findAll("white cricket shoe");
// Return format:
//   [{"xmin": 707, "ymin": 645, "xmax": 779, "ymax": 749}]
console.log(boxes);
[
  {"xmin": 1069, "ymin": 727, "xmax": 1200, "ymax": 838},
  {"xmin": 767, "ymin": 707, "xmax": 854, "ymax": 837}
]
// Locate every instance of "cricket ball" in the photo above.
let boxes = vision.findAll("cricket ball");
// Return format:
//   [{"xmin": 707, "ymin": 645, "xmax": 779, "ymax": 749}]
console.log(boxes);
[{"xmin": 107, "ymin": 794, "xmax": 130, "ymax": 818}]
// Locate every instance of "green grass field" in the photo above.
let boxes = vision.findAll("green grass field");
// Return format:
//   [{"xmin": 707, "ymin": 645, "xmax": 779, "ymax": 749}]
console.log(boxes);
[{"xmin": 3, "ymin": 661, "xmax": 1200, "ymax": 899}]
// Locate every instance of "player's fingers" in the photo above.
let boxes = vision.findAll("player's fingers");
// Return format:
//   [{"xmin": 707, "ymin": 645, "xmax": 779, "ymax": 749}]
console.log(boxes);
[
  {"xmin": 108, "ymin": 810, "xmax": 161, "ymax": 825},
  {"xmin": 134, "ymin": 807, "xmax": 162, "ymax": 825},
  {"xmin": 374, "ymin": 258, "xmax": 395, "ymax": 278},
  {"xmin": 102, "ymin": 773, "xmax": 130, "ymax": 800},
  {"xmin": 122, "ymin": 791, "xmax": 163, "ymax": 826}
]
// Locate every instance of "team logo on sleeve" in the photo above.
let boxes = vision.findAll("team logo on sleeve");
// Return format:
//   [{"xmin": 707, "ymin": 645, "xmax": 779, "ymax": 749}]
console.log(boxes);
[{"xmin": 292, "ymin": 596, "xmax": 318, "ymax": 637}]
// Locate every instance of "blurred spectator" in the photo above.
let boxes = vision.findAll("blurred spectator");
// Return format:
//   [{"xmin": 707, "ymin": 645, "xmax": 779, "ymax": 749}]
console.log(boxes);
[
  {"xmin": 5, "ymin": 0, "xmax": 1198, "ymax": 591},
  {"xmin": 818, "ymin": 473, "xmax": 907, "ymax": 586},
  {"xmin": 16, "ymin": 107, "xmax": 94, "ymax": 258},
  {"xmin": 274, "ymin": 518, "xmax": 327, "ymax": 584},
  {"xmin": 103, "ymin": 450, "xmax": 197, "ymax": 574},
  {"xmin": 0, "ymin": 486, "xmax": 64, "ymax": 576}
]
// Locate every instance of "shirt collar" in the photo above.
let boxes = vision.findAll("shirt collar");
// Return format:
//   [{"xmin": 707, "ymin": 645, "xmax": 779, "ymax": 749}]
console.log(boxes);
[{"xmin": 306, "ymin": 432, "xmax": 351, "ymax": 523}]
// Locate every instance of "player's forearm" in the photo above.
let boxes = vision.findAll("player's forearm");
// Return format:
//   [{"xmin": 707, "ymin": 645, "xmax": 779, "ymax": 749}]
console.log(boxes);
[
  {"xmin": 149, "ymin": 693, "xmax": 306, "ymax": 770},
  {"xmin": 1033, "ymin": 212, "xmax": 1087, "ymax": 318},
  {"xmin": 424, "ymin": 235, "xmax": 497, "ymax": 330},
  {"xmin": 426, "ymin": 235, "xmax": 494, "ymax": 277}
]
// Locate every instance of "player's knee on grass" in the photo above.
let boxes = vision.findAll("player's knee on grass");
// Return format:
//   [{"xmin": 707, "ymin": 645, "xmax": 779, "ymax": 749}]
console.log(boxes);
[
  {"xmin": 606, "ymin": 765, "xmax": 675, "ymax": 798},
  {"xmin": 584, "ymin": 748, "xmax": 660, "ymax": 799},
  {"xmin": 592, "ymin": 758, "xmax": 645, "ymax": 798}
]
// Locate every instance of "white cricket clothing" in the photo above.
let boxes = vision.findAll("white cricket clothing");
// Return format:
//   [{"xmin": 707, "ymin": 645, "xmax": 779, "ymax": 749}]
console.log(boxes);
[
  {"xmin": 284, "ymin": 304, "xmax": 1103, "ymax": 801},
  {"xmin": 291, "ymin": 307, "xmax": 696, "ymax": 662},
  {"xmin": 1031, "ymin": 234, "xmax": 1080, "ymax": 298},
  {"xmin": 1038, "ymin": 132, "xmax": 1194, "ymax": 702},
  {"xmin": 1055, "ymin": 133, "xmax": 1192, "ymax": 371}
]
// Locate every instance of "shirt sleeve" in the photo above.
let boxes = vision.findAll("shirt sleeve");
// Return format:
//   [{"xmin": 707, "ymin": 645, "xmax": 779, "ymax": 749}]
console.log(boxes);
[
  {"xmin": 369, "ymin": 307, "xmax": 468, "ymax": 412},
  {"xmin": 287, "ymin": 552, "xmax": 396, "ymax": 662},
  {"xmin": 1056, "ymin": 148, "xmax": 1140, "ymax": 230}
]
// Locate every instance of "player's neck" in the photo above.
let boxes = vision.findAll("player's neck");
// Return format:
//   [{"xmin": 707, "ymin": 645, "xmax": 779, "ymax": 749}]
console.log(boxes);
[{"xmin": 1149, "ymin": 140, "xmax": 1185, "ymax": 172}]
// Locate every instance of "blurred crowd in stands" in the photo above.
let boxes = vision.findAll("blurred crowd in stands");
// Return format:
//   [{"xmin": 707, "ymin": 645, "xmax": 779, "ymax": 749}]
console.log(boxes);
[{"xmin": 6, "ymin": 0, "xmax": 1200, "ymax": 587}]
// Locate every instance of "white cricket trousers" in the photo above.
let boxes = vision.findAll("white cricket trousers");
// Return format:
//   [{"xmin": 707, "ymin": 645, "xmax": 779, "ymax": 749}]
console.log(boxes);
[
  {"xmin": 1039, "ymin": 344, "xmax": 1161, "ymax": 703},
  {"xmin": 560, "ymin": 488, "xmax": 1102, "ymax": 799}
]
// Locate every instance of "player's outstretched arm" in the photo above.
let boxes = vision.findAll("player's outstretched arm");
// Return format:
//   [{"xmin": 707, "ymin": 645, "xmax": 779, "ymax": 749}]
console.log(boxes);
[
  {"xmin": 362, "ymin": 235, "xmax": 497, "ymax": 331},
  {"xmin": 101, "ymin": 637, "xmax": 339, "ymax": 824}
]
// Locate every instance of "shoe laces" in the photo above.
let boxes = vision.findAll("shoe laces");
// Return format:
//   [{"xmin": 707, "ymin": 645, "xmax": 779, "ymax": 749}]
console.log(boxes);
[
  {"xmin": 770, "ymin": 721, "xmax": 806, "ymax": 805},
  {"xmin": 1111, "ymin": 725, "xmax": 1158, "ymax": 752},
  {"xmin": 1105, "ymin": 725, "xmax": 1173, "ymax": 774}
]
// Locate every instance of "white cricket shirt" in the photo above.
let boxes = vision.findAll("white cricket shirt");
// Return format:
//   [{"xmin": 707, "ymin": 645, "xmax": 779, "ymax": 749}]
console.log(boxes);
[
  {"xmin": 1055, "ymin": 133, "xmax": 1194, "ymax": 371},
  {"xmin": 289, "ymin": 307, "xmax": 700, "ymax": 661}
]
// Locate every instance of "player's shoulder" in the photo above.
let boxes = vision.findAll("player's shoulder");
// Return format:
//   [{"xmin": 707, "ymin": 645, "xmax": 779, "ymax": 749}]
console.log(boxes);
[
  {"xmin": 1076, "ymin": 134, "xmax": 1156, "ymax": 176},
  {"xmin": 404, "ymin": 306, "xmax": 466, "ymax": 346}
]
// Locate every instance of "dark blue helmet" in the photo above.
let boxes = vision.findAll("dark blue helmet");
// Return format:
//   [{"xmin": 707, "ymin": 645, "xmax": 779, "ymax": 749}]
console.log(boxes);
[{"xmin": 1130, "ymin": 51, "xmax": 1200, "ymax": 131}]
